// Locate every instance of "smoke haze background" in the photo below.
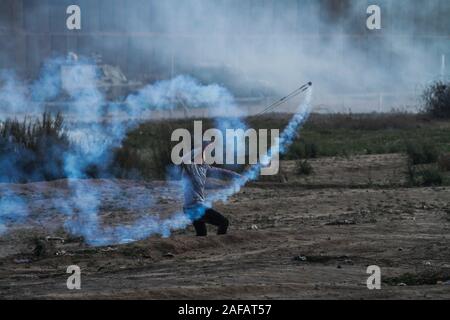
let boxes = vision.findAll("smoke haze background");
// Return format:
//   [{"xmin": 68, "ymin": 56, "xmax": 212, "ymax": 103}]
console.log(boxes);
[
  {"xmin": 1, "ymin": 0, "xmax": 449, "ymax": 112},
  {"xmin": 0, "ymin": 54, "xmax": 252, "ymax": 244}
]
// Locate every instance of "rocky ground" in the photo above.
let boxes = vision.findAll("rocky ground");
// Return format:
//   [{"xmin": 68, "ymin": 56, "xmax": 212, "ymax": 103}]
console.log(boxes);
[{"xmin": 0, "ymin": 154, "xmax": 449, "ymax": 299}]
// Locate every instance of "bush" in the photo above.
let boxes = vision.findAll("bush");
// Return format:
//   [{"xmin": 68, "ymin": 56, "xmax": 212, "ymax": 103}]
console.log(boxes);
[
  {"xmin": 0, "ymin": 112, "xmax": 70, "ymax": 182},
  {"xmin": 305, "ymin": 142, "xmax": 319, "ymax": 158},
  {"xmin": 408, "ymin": 164, "xmax": 443, "ymax": 187},
  {"xmin": 285, "ymin": 140, "xmax": 319, "ymax": 160},
  {"xmin": 422, "ymin": 81, "xmax": 450, "ymax": 119},
  {"xmin": 418, "ymin": 168, "xmax": 443, "ymax": 186},
  {"xmin": 438, "ymin": 153, "xmax": 450, "ymax": 172},
  {"xmin": 296, "ymin": 160, "xmax": 314, "ymax": 175},
  {"xmin": 113, "ymin": 121, "xmax": 177, "ymax": 179},
  {"xmin": 405, "ymin": 140, "xmax": 438, "ymax": 165}
]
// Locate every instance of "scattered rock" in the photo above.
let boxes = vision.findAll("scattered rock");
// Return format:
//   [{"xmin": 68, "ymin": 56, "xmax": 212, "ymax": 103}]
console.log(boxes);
[
  {"xmin": 14, "ymin": 258, "xmax": 31, "ymax": 264},
  {"xmin": 293, "ymin": 255, "xmax": 307, "ymax": 262},
  {"xmin": 325, "ymin": 219, "xmax": 356, "ymax": 226},
  {"xmin": 32, "ymin": 238, "xmax": 55, "ymax": 257},
  {"xmin": 398, "ymin": 283, "xmax": 407, "ymax": 286},
  {"xmin": 45, "ymin": 236, "xmax": 65, "ymax": 243},
  {"xmin": 163, "ymin": 252, "xmax": 175, "ymax": 258},
  {"xmin": 55, "ymin": 250, "xmax": 66, "ymax": 256},
  {"xmin": 157, "ymin": 197, "xmax": 169, "ymax": 204},
  {"xmin": 101, "ymin": 247, "xmax": 117, "ymax": 252}
]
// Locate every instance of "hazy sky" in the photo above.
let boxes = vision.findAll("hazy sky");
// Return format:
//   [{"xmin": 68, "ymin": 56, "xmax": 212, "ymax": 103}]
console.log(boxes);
[{"xmin": 1, "ymin": 0, "xmax": 449, "ymax": 112}]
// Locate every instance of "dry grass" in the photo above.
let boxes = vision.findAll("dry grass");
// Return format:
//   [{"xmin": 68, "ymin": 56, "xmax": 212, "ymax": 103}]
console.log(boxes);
[{"xmin": 0, "ymin": 112, "xmax": 70, "ymax": 182}]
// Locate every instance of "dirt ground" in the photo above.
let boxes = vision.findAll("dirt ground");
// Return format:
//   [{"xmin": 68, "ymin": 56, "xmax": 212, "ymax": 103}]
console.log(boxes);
[{"xmin": 0, "ymin": 154, "xmax": 449, "ymax": 299}]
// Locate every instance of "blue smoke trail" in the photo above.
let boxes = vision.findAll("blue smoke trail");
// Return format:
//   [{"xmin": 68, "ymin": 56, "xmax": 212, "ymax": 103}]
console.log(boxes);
[
  {"xmin": 0, "ymin": 190, "xmax": 28, "ymax": 235},
  {"xmin": 0, "ymin": 54, "xmax": 312, "ymax": 246},
  {"xmin": 62, "ymin": 89, "xmax": 312, "ymax": 246},
  {"xmin": 0, "ymin": 55, "xmax": 243, "ymax": 245},
  {"xmin": 0, "ymin": 70, "xmax": 29, "ymax": 114},
  {"xmin": 206, "ymin": 88, "xmax": 313, "ymax": 205}
]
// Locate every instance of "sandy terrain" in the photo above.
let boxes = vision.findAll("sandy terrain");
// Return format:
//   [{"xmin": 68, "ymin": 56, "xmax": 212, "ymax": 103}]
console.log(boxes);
[{"xmin": 0, "ymin": 154, "xmax": 449, "ymax": 299}]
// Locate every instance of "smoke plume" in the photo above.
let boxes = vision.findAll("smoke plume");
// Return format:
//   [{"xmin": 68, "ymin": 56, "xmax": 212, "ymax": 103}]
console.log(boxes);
[{"xmin": 0, "ymin": 53, "xmax": 313, "ymax": 245}]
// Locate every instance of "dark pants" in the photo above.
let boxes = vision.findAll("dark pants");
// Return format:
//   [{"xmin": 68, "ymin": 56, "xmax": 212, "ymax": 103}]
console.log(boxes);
[{"xmin": 185, "ymin": 206, "xmax": 229, "ymax": 236}]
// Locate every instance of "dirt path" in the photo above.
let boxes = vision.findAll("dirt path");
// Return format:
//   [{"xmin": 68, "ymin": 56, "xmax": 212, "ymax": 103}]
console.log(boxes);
[{"xmin": 0, "ymin": 154, "xmax": 449, "ymax": 299}]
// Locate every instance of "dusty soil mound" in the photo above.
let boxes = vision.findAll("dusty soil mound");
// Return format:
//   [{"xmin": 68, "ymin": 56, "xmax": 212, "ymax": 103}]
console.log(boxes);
[{"xmin": 0, "ymin": 154, "xmax": 449, "ymax": 299}]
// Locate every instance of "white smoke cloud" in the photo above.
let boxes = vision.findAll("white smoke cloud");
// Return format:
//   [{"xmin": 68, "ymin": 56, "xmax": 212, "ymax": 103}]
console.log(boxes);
[
  {"xmin": 2, "ymin": 1, "xmax": 447, "ymax": 112},
  {"xmin": 0, "ymin": 55, "xmax": 248, "ymax": 245}
]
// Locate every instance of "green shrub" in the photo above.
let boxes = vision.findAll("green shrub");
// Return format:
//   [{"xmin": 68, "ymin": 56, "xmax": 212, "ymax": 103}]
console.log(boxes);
[
  {"xmin": 419, "ymin": 168, "xmax": 443, "ymax": 186},
  {"xmin": 406, "ymin": 141, "xmax": 438, "ymax": 165},
  {"xmin": 285, "ymin": 140, "xmax": 319, "ymax": 160},
  {"xmin": 305, "ymin": 142, "xmax": 319, "ymax": 158},
  {"xmin": 296, "ymin": 160, "xmax": 314, "ymax": 175},
  {"xmin": 438, "ymin": 153, "xmax": 450, "ymax": 172},
  {"xmin": 113, "ymin": 121, "xmax": 181, "ymax": 179},
  {"xmin": 422, "ymin": 81, "xmax": 450, "ymax": 119},
  {"xmin": 0, "ymin": 112, "xmax": 70, "ymax": 182},
  {"xmin": 408, "ymin": 164, "xmax": 443, "ymax": 187},
  {"xmin": 285, "ymin": 143, "xmax": 305, "ymax": 159}
]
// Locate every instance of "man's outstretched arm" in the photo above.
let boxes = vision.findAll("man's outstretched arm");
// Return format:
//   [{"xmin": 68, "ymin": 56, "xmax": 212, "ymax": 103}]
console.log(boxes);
[{"xmin": 207, "ymin": 166, "xmax": 242, "ymax": 181}]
